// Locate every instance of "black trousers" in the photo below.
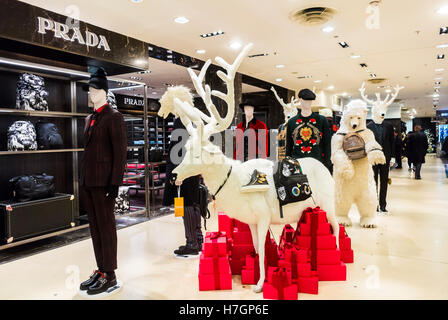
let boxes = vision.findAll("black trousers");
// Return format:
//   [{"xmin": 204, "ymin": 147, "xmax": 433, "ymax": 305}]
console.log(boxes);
[
  {"xmin": 414, "ymin": 163, "xmax": 422, "ymax": 178},
  {"xmin": 81, "ymin": 186, "xmax": 117, "ymax": 272},
  {"xmin": 183, "ymin": 205, "xmax": 202, "ymax": 247},
  {"xmin": 395, "ymin": 151, "xmax": 402, "ymax": 167},
  {"xmin": 373, "ymin": 164, "xmax": 390, "ymax": 210}
]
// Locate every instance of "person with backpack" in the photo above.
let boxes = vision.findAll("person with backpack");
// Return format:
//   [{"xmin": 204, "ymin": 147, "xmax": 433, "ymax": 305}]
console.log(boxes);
[{"xmin": 163, "ymin": 118, "xmax": 204, "ymax": 256}]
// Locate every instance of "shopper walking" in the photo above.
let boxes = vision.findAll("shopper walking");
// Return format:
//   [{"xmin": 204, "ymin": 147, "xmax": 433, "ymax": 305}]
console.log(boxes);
[
  {"xmin": 163, "ymin": 118, "xmax": 203, "ymax": 256},
  {"xmin": 404, "ymin": 131, "xmax": 414, "ymax": 172},
  {"xmin": 393, "ymin": 128, "xmax": 403, "ymax": 169},
  {"xmin": 407, "ymin": 125, "xmax": 428, "ymax": 180}
]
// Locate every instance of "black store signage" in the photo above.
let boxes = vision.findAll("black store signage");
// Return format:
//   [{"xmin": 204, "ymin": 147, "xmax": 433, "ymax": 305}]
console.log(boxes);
[
  {"xmin": 0, "ymin": 0, "xmax": 148, "ymax": 71},
  {"xmin": 115, "ymin": 94, "xmax": 160, "ymax": 112}
]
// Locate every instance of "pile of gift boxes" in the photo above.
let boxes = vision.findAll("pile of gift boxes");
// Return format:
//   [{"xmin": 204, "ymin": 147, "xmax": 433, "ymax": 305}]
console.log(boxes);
[{"xmin": 198, "ymin": 207, "xmax": 354, "ymax": 300}]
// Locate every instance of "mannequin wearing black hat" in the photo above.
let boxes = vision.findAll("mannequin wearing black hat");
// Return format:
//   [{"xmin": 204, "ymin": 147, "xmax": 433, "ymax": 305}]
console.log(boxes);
[
  {"xmin": 285, "ymin": 89, "xmax": 332, "ymax": 170},
  {"xmin": 79, "ymin": 67, "xmax": 127, "ymax": 295},
  {"xmin": 234, "ymin": 100, "xmax": 270, "ymax": 192}
]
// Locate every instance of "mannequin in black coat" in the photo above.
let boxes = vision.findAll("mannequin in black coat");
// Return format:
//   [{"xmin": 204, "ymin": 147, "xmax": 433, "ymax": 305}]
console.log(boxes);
[
  {"xmin": 367, "ymin": 120, "xmax": 395, "ymax": 213},
  {"xmin": 163, "ymin": 118, "xmax": 203, "ymax": 255}
]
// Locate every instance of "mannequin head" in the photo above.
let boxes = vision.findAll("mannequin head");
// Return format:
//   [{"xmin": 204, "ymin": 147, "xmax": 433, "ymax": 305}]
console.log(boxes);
[
  {"xmin": 298, "ymin": 88, "xmax": 315, "ymax": 117},
  {"xmin": 89, "ymin": 87, "xmax": 107, "ymax": 109},
  {"xmin": 244, "ymin": 105, "xmax": 255, "ymax": 121}
]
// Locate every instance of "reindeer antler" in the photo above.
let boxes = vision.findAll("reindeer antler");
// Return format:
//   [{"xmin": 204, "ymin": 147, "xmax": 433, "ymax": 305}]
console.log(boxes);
[
  {"xmin": 382, "ymin": 84, "xmax": 404, "ymax": 107},
  {"xmin": 359, "ymin": 82, "xmax": 376, "ymax": 105},
  {"xmin": 271, "ymin": 86, "xmax": 288, "ymax": 109}
]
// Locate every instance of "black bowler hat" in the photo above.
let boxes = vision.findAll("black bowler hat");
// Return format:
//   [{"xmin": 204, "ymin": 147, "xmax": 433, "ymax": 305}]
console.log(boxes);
[
  {"xmin": 239, "ymin": 99, "xmax": 259, "ymax": 109},
  {"xmin": 83, "ymin": 67, "xmax": 108, "ymax": 92},
  {"xmin": 298, "ymin": 88, "xmax": 316, "ymax": 101}
]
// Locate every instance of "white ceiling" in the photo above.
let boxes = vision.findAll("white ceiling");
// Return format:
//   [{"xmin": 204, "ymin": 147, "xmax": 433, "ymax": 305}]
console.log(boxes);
[{"xmin": 20, "ymin": 0, "xmax": 448, "ymax": 117}]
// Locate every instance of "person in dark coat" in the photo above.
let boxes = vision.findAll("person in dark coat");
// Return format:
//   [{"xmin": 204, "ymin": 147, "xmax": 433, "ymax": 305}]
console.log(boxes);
[
  {"xmin": 367, "ymin": 119, "xmax": 395, "ymax": 213},
  {"xmin": 407, "ymin": 125, "xmax": 428, "ymax": 180},
  {"xmin": 163, "ymin": 118, "xmax": 203, "ymax": 256},
  {"xmin": 393, "ymin": 128, "xmax": 403, "ymax": 169}
]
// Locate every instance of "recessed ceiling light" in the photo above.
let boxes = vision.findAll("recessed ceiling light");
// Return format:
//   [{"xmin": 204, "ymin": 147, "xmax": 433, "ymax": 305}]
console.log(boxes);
[
  {"xmin": 385, "ymin": 89, "xmax": 392, "ymax": 93},
  {"xmin": 370, "ymin": 73, "xmax": 377, "ymax": 78},
  {"xmin": 433, "ymin": 93, "xmax": 440, "ymax": 97},
  {"xmin": 327, "ymin": 85, "xmax": 335, "ymax": 90},
  {"xmin": 436, "ymin": 44, "xmax": 448, "ymax": 48},
  {"xmin": 338, "ymin": 42, "xmax": 349, "ymax": 48},
  {"xmin": 314, "ymin": 80, "xmax": 322, "ymax": 83},
  {"xmin": 350, "ymin": 55, "xmax": 361, "ymax": 59},
  {"xmin": 322, "ymin": 26, "xmax": 335, "ymax": 33},
  {"xmin": 196, "ymin": 49, "xmax": 206, "ymax": 54},
  {"xmin": 200, "ymin": 30, "xmax": 224, "ymax": 38},
  {"xmin": 435, "ymin": 77, "xmax": 443, "ymax": 80},
  {"xmin": 435, "ymin": 68, "xmax": 445, "ymax": 72},
  {"xmin": 440, "ymin": 27, "xmax": 448, "ymax": 34},
  {"xmin": 230, "ymin": 42, "xmax": 242, "ymax": 50},
  {"xmin": 360, "ymin": 63, "xmax": 368, "ymax": 68},
  {"xmin": 437, "ymin": 6, "xmax": 448, "ymax": 15},
  {"xmin": 275, "ymin": 78, "xmax": 282, "ymax": 82},
  {"xmin": 275, "ymin": 64, "xmax": 285, "ymax": 68},
  {"xmin": 130, "ymin": 0, "xmax": 143, "ymax": 3},
  {"xmin": 438, "ymin": 54, "xmax": 445, "ymax": 59},
  {"xmin": 174, "ymin": 16, "xmax": 189, "ymax": 24},
  {"xmin": 435, "ymin": 81, "xmax": 441, "ymax": 85},
  {"xmin": 342, "ymin": 92, "xmax": 348, "ymax": 96}
]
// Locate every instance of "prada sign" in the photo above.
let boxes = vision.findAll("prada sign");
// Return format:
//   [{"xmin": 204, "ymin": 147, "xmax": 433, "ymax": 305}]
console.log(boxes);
[
  {"xmin": 115, "ymin": 94, "xmax": 160, "ymax": 112},
  {"xmin": 37, "ymin": 17, "xmax": 111, "ymax": 52},
  {"xmin": 0, "ymin": 0, "xmax": 148, "ymax": 73}
]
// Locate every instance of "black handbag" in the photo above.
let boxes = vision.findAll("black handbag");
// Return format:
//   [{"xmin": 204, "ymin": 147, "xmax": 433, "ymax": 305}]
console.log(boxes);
[
  {"xmin": 9, "ymin": 173, "xmax": 55, "ymax": 202},
  {"xmin": 138, "ymin": 147, "xmax": 164, "ymax": 163},
  {"xmin": 35, "ymin": 122, "xmax": 63, "ymax": 149},
  {"xmin": 273, "ymin": 157, "xmax": 312, "ymax": 218}
]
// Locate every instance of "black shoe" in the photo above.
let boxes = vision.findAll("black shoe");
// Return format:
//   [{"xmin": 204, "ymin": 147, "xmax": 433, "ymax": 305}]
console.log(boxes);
[
  {"xmin": 174, "ymin": 244, "xmax": 199, "ymax": 256},
  {"xmin": 415, "ymin": 176, "xmax": 422, "ymax": 180},
  {"xmin": 396, "ymin": 166, "xmax": 402, "ymax": 169},
  {"xmin": 87, "ymin": 274, "xmax": 118, "ymax": 295},
  {"xmin": 241, "ymin": 170, "xmax": 269, "ymax": 193},
  {"xmin": 380, "ymin": 207, "xmax": 388, "ymax": 214},
  {"xmin": 79, "ymin": 270, "xmax": 101, "ymax": 291}
]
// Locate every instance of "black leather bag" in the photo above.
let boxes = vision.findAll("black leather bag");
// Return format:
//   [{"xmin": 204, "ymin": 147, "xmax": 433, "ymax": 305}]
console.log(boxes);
[
  {"xmin": 138, "ymin": 147, "xmax": 164, "ymax": 163},
  {"xmin": 9, "ymin": 174, "xmax": 55, "ymax": 202},
  {"xmin": 35, "ymin": 122, "xmax": 63, "ymax": 149},
  {"xmin": 273, "ymin": 157, "xmax": 312, "ymax": 217}
]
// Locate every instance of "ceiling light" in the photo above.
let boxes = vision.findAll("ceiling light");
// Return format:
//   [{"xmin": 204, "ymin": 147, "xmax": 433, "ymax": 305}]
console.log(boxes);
[
  {"xmin": 230, "ymin": 42, "xmax": 242, "ymax": 50},
  {"xmin": 275, "ymin": 78, "xmax": 282, "ymax": 82},
  {"xmin": 435, "ymin": 81, "xmax": 441, "ymax": 85},
  {"xmin": 275, "ymin": 64, "xmax": 285, "ymax": 68},
  {"xmin": 200, "ymin": 30, "xmax": 225, "ymax": 38},
  {"xmin": 152, "ymin": 92, "xmax": 157, "ymax": 94},
  {"xmin": 438, "ymin": 54, "xmax": 445, "ymax": 59},
  {"xmin": 433, "ymin": 93, "xmax": 440, "ymax": 98},
  {"xmin": 350, "ymin": 55, "xmax": 361, "ymax": 59},
  {"xmin": 248, "ymin": 53, "xmax": 269, "ymax": 58},
  {"xmin": 327, "ymin": 85, "xmax": 335, "ymax": 90},
  {"xmin": 314, "ymin": 80, "xmax": 322, "ymax": 83},
  {"xmin": 385, "ymin": 89, "xmax": 392, "ymax": 93},
  {"xmin": 322, "ymin": 26, "xmax": 335, "ymax": 33},
  {"xmin": 174, "ymin": 16, "xmax": 189, "ymax": 24},
  {"xmin": 342, "ymin": 92, "xmax": 348, "ymax": 96},
  {"xmin": 196, "ymin": 49, "xmax": 206, "ymax": 54},
  {"xmin": 360, "ymin": 63, "xmax": 368, "ymax": 68},
  {"xmin": 437, "ymin": 6, "xmax": 448, "ymax": 15},
  {"xmin": 440, "ymin": 27, "xmax": 448, "ymax": 34},
  {"xmin": 370, "ymin": 73, "xmax": 377, "ymax": 78},
  {"xmin": 436, "ymin": 44, "xmax": 448, "ymax": 48},
  {"xmin": 435, "ymin": 68, "xmax": 445, "ymax": 72},
  {"xmin": 138, "ymin": 70, "xmax": 150, "ymax": 74},
  {"xmin": 130, "ymin": 0, "xmax": 143, "ymax": 3},
  {"xmin": 435, "ymin": 77, "xmax": 443, "ymax": 80},
  {"xmin": 338, "ymin": 42, "xmax": 349, "ymax": 48}
]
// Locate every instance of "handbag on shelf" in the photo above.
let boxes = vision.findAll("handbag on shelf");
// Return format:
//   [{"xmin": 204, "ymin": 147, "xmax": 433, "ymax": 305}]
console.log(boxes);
[
  {"xmin": 16, "ymin": 73, "xmax": 49, "ymax": 111},
  {"xmin": 7, "ymin": 120, "xmax": 38, "ymax": 151},
  {"xmin": 9, "ymin": 173, "xmax": 55, "ymax": 202},
  {"xmin": 138, "ymin": 146, "xmax": 164, "ymax": 163},
  {"xmin": 35, "ymin": 122, "xmax": 63, "ymax": 149}
]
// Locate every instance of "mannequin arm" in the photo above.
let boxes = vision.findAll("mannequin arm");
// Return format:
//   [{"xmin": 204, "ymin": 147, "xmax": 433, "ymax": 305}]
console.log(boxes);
[
  {"xmin": 109, "ymin": 112, "xmax": 127, "ymax": 186},
  {"xmin": 285, "ymin": 120, "xmax": 293, "ymax": 157},
  {"xmin": 362, "ymin": 129, "xmax": 386, "ymax": 166}
]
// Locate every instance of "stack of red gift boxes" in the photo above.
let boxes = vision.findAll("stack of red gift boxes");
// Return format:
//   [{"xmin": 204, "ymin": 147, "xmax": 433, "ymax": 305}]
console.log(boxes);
[
  {"xmin": 198, "ymin": 231, "xmax": 232, "ymax": 291},
  {"xmin": 200, "ymin": 208, "xmax": 354, "ymax": 298}
]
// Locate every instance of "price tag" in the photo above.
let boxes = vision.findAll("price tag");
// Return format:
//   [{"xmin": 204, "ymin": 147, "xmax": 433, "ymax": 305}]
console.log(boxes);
[{"xmin": 174, "ymin": 186, "xmax": 184, "ymax": 217}]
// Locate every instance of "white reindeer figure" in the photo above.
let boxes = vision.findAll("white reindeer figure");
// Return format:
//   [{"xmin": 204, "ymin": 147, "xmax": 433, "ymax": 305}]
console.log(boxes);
[
  {"xmin": 359, "ymin": 82, "xmax": 404, "ymax": 124},
  {"xmin": 271, "ymin": 86, "xmax": 299, "ymax": 122},
  {"xmin": 158, "ymin": 44, "xmax": 339, "ymax": 293}
]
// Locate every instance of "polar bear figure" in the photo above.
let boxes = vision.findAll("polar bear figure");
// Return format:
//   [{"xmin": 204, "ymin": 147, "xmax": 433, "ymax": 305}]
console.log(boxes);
[{"xmin": 331, "ymin": 100, "xmax": 386, "ymax": 228}]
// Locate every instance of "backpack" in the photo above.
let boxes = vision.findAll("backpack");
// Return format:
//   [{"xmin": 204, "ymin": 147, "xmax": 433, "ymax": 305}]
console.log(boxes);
[
  {"xmin": 7, "ymin": 120, "xmax": 37, "ymax": 151},
  {"xmin": 340, "ymin": 132, "xmax": 367, "ymax": 160},
  {"xmin": 16, "ymin": 73, "xmax": 49, "ymax": 111},
  {"xmin": 198, "ymin": 183, "xmax": 211, "ymax": 230},
  {"xmin": 35, "ymin": 122, "xmax": 63, "ymax": 149}
]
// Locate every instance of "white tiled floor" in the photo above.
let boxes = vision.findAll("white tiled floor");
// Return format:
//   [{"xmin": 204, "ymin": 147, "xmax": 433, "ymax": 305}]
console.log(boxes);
[{"xmin": 0, "ymin": 156, "xmax": 447, "ymax": 300}]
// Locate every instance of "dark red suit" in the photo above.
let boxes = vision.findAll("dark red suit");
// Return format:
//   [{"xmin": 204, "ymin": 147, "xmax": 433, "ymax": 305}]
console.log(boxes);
[
  {"xmin": 80, "ymin": 103, "xmax": 126, "ymax": 272},
  {"xmin": 234, "ymin": 117, "xmax": 268, "ymax": 161}
]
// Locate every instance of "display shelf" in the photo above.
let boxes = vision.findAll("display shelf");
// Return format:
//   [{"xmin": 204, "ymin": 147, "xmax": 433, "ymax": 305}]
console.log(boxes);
[
  {"xmin": 0, "ymin": 108, "xmax": 89, "ymax": 118},
  {"xmin": 123, "ymin": 174, "xmax": 145, "ymax": 181},
  {"xmin": 0, "ymin": 148, "xmax": 84, "ymax": 156}
]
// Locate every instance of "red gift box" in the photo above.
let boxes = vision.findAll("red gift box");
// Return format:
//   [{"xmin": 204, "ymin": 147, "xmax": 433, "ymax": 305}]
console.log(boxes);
[
  {"xmin": 263, "ymin": 268, "xmax": 297, "ymax": 300},
  {"xmin": 234, "ymin": 219, "xmax": 251, "ymax": 232},
  {"xmin": 339, "ymin": 236, "xmax": 351, "ymax": 250},
  {"xmin": 265, "ymin": 233, "xmax": 279, "ymax": 268},
  {"xmin": 299, "ymin": 222, "xmax": 331, "ymax": 236},
  {"xmin": 241, "ymin": 267, "xmax": 260, "ymax": 285},
  {"xmin": 218, "ymin": 213, "xmax": 234, "ymax": 237},
  {"xmin": 303, "ymin": 207, "xmax": 327, "ymax": 224},
  {"xmin": 297, "ymin": 273, "xmax": 319, "ymax": 294},
  {"xmin": 198, "ymin": 269, "xmax": 232, "ymax": 291},
  {"xmin": 278, "ymin": 260, "xmax": 312, "ymax": 279},
  {"xmin": 279, "ymin": 224, "xmax": 295, "ymax": 245},
  {"xmin": 267, "ymin": 267, "xmax": 292, "ymax": 284},
  {"xmin": 231, "ymin": 244, "xmax": 254, "ymax": 260},
  {"xmin": 340, "ymin": 249, "xmax": 354, "ymax": 263},
  {"xmin": 232, "ymin": 229, "xmax": 253, "ymax": 245},
  {"xmin": 316, "ymin": 262, "xmax": 347, "ymax": 281},
  {"xmin": 284, "ymin": 245, "xmax": 309, "ymax": 264},
  {"xmin": 203, "ymin": 232, "xmax": 228, "ymax": 257},
  {"xmin": 229, "ymin": 257, "xmax": 245, "ymax": 275},
  {"xmin": 199, "ymin": 253, "xmax": 230, "ymax": 274},
  {"xmin": 245, "ymin": 252, "xmax": 259, "ymax": 270},
  {"xmin": 317, "ymin": 249, "xmax": 341, "ymax": 265},
  {"xmin": 296, "ymin": 235, "xmax": 337, "ymax": 250}
]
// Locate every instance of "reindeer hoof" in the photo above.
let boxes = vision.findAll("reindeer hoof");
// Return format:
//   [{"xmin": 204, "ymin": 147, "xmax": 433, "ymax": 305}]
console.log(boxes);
[{"xmin": 253, "ymin": 284, "xmax": 263, "ymax": 293}]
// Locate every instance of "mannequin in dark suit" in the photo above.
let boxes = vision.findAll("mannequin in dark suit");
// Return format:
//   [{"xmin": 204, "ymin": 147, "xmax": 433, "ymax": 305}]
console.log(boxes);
[
  {"xmin": 79, "ymin": 68, "xmax": 127, "ymax": 295},
  {"xmin": 367, "ymin": 120, "xmax": 394, "ymax": 213}
]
